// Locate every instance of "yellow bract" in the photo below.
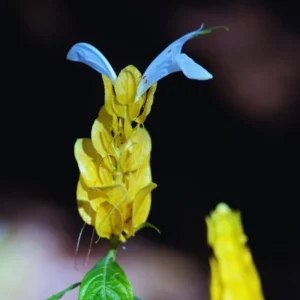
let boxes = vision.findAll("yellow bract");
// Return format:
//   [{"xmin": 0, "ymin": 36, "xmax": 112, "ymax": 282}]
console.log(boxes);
[
  {"xmin": 206, "ymin": 203, "xmax": 264, "ymax": 300},
  {"xmin": 75, "ymin": 65, "xmax": 157, "ymax": 242}
]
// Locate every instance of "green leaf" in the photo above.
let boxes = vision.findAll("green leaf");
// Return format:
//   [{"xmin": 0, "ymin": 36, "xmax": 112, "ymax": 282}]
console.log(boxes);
[
  {"xmin": 134, "ymin": 296, "xmax": 142, "ymax": 300},
  {"xmin": 47, "ymin": 282, "xmax": 80, "ymax": 300},
  {"xmin": 79, "ymin": 249, "xmax": 134, "ymax": 300},
  {"xmin": 136, "ymin": 222, "xmax": 161, "ymax": 235}
]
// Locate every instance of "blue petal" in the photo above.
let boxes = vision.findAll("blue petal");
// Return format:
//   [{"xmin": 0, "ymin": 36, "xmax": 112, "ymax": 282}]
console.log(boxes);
[
  {"xmin": 136, "ymin": 64, "xmax": 181, "ymax": 100},
  {"xmin": 136, "ymin": 25, "xmax": 213, "ymax": 100},
  {"xmin": 67, "ymin": 43, "xmax": 117, "ymax": 82},
  {"xmin": 176, "ymin": 53, "xmax": 213, "ymax": 80}
]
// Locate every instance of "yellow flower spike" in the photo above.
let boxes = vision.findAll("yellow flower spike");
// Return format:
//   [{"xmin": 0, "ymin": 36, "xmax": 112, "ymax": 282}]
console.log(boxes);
[
  {"xmin": 67, "ymin": 26, "xmax": 218, "ymax": 242},
  {"xmin": 206, "ymin": 203, "xmax": 265, "ymax": 300}
]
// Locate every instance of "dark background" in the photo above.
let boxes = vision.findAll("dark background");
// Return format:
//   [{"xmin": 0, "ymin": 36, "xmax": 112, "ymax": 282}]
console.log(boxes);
[{"xmin": 2, "ymin": 0, "xmax": 300, "ymax": 299}]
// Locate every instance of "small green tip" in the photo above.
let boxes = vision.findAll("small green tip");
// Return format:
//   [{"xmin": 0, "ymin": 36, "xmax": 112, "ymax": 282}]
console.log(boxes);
[
  {"xmin": 193, "ymin": 26, "xmax": 229, "ymax": 38},
  {"xmin": 200, "ymin": 26, "xmax": 229, "ymax": 35},
  {"xmin": 216, "ymin": 202, "xmax": 230, "ymax": 212}
]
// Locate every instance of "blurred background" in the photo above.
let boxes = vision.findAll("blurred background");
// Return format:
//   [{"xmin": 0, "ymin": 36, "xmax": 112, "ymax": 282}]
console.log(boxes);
[{"xmin": 1, "ymin": 0, "xmax": 300, "ymax": 299}]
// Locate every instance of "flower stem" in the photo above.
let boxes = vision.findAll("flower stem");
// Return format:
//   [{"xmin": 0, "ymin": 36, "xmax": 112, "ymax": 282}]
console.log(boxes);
[{"xmin": 109, "ymin": 236, "xmax": 121, "ymax": 259}]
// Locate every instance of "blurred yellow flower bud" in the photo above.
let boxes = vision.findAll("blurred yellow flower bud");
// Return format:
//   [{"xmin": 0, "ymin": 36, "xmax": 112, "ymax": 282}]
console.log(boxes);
[{"xmin": 206, "ymin": 203, "xmax": 264, "ymax": 300}]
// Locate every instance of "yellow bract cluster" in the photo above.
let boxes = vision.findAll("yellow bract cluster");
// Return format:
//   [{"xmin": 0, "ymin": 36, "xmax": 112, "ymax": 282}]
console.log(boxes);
[
  {"xmin": 206, "ymin": 203, "xmax": 264, "ymax": 300},
  {"xmin": 75, "ymin": 65, "xmax": 157, "ymax": 242}
]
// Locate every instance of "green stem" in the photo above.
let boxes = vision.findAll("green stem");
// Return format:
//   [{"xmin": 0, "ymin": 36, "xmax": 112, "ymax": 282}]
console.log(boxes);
[{"xmin": 109, "ymin": 236, "xmax": 121, "ymax": 259}]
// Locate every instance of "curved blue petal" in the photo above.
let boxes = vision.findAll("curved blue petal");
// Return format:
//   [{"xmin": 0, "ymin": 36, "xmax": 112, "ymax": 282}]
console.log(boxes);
[
  {"xmin": 136, "ymin": 64, "xmax": 180, "ymax": 101},
  {"xmin": 67, "ymin": 43, "xmax": 117, "ymax": 82},
  {"xmin": 136, "ymin": 25, "xmax": 213, "ymax": 101},
  {"xmin": 176, "ymin": 53, "xmax": 212, "ymax": 80}
]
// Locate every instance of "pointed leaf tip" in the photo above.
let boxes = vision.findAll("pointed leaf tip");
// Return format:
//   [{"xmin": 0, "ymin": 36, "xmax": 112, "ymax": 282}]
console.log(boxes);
[
  {"xmin": 47, "ymin": 282, "xmax": 80, "ymax": 300},
  {"xmin": 137, "ymin": 222, "xmax": 161, "ymax": 235}
]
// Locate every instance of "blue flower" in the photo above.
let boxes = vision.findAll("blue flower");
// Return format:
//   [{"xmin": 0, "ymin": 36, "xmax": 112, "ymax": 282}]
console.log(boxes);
[
  {"xmin": 135, "ymin": 25, "xmax": 213, "ymax": 100},
  {"xmin": 67, "ymin": 25, "xmax": 214, "ymax": 101}
]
